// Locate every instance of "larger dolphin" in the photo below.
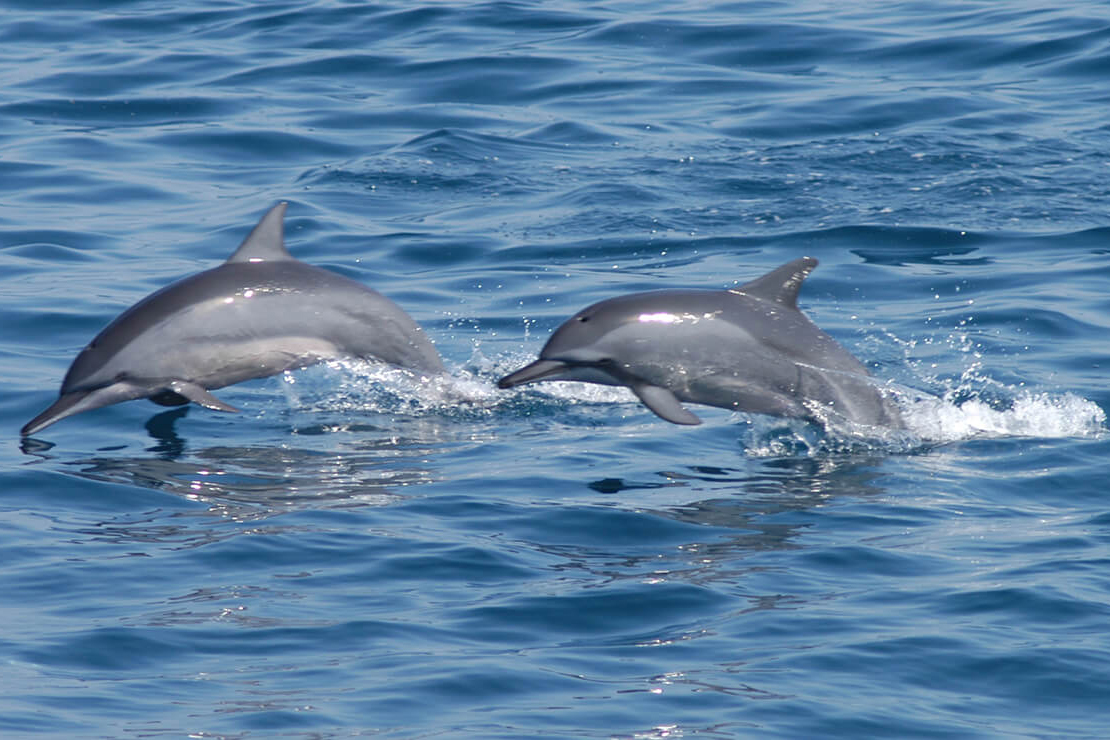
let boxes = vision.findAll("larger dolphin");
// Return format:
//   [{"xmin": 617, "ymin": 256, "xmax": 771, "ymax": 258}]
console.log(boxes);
[
  {"xmin": 21, "ymin": 203, "xmax": 444, "ymax": 436},
  {"xmin": 498, "ymin": 257, "xmax": 902, "ymax": 428}
]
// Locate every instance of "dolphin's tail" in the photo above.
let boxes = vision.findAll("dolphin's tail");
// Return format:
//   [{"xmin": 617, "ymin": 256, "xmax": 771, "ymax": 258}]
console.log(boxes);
[{"xmin": 21, "ymin": 391, "xmax": 95, "ymax": 436}]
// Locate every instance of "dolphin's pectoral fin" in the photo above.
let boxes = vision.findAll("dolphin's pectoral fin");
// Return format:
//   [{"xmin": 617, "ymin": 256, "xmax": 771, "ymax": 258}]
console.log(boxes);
[
  {"xmin": 631, "ymin": 384, "xmax": 702, "ymax": 425},
  {"xmin": 167, "ymin": 381, "xmax": 241, "ymax": 413}
]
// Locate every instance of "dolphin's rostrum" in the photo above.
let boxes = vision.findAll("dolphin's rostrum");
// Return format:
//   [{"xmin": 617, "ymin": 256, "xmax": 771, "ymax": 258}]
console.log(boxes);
[
  {"xmin": 498, "ymin": 257, "xmax": 902, "ymax": 428},
  {"xmin": 21, "ymin": 203, "xmax": 444, "ymax": 436}
]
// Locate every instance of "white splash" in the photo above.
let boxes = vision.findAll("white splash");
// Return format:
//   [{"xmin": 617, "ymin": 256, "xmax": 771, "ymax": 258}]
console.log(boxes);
[
  {"xmin": 271, "ymin": 347, "xmax": 1105, "ymax": 450},
  {"xmin": 900, "ymin": 388, "xmax": 1105, "ymax": 442},
  {"xmin": 283, "ymin": 358, "xmax": 501, "ymax": 416}
]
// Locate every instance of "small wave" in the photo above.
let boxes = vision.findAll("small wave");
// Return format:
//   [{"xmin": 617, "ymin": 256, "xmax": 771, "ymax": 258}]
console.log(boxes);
[{"xmin": 900, "ymin": 388, "xmax": 1105, "ymax": 442}]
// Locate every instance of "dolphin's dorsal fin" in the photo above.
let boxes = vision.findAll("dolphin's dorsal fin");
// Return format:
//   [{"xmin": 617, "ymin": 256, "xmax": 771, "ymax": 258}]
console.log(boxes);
[
  {"xmin": 729, "ymin": 256, "xmax": 818, "ymax": 309},
  {"xmin": 226, "ymin": 203, "xmax": 293, "ymax": 263}
]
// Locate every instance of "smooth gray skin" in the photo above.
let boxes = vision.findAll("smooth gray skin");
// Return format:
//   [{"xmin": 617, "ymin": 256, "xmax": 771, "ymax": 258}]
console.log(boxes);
[
  {"xmin": 498, "ymin": 257, "xmax": 902, "ymax": 428},
  {"xmin": 21, "ymin": 203, "xmax": 445, "ymax": 436}
]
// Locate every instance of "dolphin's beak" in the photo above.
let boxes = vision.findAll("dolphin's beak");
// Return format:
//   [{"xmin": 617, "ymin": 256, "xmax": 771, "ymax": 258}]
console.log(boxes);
[
  {"xmin": 497, "ymin": 359, "xmax": 571, "ymax": 388},
  {"xmin": 21, "ymin": 391, "xmax": 93, "ymax": 436}
]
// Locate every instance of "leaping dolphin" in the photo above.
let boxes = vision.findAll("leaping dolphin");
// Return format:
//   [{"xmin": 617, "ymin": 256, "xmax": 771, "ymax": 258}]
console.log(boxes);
[
  {"xmin": 21, "ymin": 203, "xmax": 445, "ymax": 436},
  {"xmin": 498, "ymin": 257, "xmax": 902, "ymax": 428}
]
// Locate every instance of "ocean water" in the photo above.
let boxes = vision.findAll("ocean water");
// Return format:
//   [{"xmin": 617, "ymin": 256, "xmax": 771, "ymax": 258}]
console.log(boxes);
[{"xmin": 3, "ymin": 1, "xmax": 1110, "ymax": 737}]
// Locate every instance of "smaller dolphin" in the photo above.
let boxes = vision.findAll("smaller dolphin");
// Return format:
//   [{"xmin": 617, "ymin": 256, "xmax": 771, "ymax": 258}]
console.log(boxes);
[
  {"xmin": 498, "ymin": 257, "xmax": 901, "ymax": 428},
  {"xmin": 21, "ymin": 203, "xmax": 444, "ymax": 436}
]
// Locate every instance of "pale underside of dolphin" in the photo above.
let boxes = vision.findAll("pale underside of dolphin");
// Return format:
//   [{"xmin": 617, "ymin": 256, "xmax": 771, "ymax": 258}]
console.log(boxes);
[
  {"xmin": 498, "ymin": 257, "xmax": 902, "ymax": 428},
  {"xmin": 21, "ymin": 203, "xmax": 444, "ymax": 436}
]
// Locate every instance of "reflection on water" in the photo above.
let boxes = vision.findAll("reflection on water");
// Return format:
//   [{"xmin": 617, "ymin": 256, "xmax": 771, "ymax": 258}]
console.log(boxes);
[
  {"xmin": 144, "ymin": 407, "xmax": 189, "ymax": 459},
  {"xmin": 70, "ymin": 444, "xmax": 419, "ymax": 512},
  {"xmin": 19, "ymin": 389, "xmax": 891, "ymax": 587},
  {"xmin": 571, "ymin": 454, "xmax": 889, "ymax": 588},
  {"xmin": 21, "ymin": 407, "xmax": 462, "ymax": 526}
]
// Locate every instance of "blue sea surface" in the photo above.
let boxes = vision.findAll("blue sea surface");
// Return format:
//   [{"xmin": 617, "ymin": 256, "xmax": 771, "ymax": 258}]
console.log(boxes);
[{"xmin": 3, "ymin": 1, "xmax": 1110, "ymax": 737}]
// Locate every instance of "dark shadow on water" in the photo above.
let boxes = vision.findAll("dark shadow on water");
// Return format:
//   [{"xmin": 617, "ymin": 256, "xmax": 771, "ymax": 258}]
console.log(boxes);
[{"xmin": 145, "ymin": 407, "xmax": 190, "ymax": 460}]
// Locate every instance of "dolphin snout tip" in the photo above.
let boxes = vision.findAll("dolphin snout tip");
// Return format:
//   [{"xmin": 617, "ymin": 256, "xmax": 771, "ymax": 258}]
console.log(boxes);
[{"xmin": 498, "ymin": 358, "xmax": 569, "ymax": 389}]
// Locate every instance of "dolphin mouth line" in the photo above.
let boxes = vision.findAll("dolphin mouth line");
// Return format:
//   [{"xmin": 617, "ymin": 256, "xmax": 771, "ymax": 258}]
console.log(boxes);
[
  {"xmin": 497, "ymin": 359, "xmax": 571, "ymax": 388},
  {"xmin": 498, "ymin": 357, "xmax": 645, "ymax": 391}
]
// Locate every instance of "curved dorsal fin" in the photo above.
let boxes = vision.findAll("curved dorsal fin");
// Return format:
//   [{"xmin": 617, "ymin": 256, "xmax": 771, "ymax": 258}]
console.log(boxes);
[
  {"xmin": 226, "ymin": 202, "xmax": 293, "ymax": 263},
  {"xmin": 729, "ymin": 256, "xmax": 818, "ymax": 309}
]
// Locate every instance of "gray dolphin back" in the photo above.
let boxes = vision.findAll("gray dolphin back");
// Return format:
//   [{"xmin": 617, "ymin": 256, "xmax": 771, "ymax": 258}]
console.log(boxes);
[
  {"xmin": 498, "ymin": 256, "xmax": 902, "ymax": 429},
  {"xmin": 21, "ymin": 203, "xmax": 443, "ymax": 436}
]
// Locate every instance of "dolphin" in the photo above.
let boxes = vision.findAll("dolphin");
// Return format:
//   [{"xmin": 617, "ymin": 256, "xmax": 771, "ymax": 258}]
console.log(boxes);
[
  {"xmin": 21, "ymin": 203, "xmax": 445, "ymax": 436},
  {"xmin": 498, "ymin": 257, "xmax": 902, "ymax": 428}
]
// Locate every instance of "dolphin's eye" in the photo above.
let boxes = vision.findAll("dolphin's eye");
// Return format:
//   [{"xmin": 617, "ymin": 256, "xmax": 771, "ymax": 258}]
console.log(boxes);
[{"xmin": 578, "ymin": 315, "xmax": 590, "ymax": 323}]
